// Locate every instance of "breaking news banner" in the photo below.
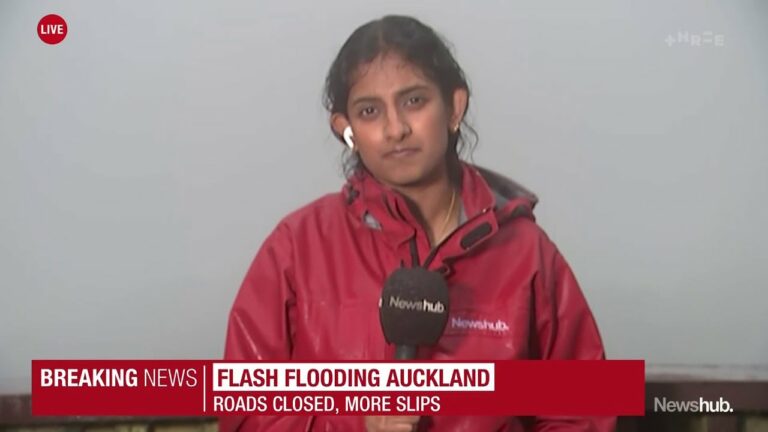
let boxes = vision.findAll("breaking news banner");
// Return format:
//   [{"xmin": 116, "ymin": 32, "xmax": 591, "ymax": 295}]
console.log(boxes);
[{"xmin": 31, "ymin": 360, "xmax": 644, "ymax": 417}]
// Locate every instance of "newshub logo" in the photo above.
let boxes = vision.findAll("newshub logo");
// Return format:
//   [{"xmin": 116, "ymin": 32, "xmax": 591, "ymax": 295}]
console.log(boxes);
[
  {"xmin": 653, "ymin": 397, "xmax": 733, "ymax": 413},
  {"xmin": 387, "ymin": 296, "xmax": 445, "ymax": 314},
  {"xmin": 450, "ymin": 317, "xmax": 509, "ymax": 333}
]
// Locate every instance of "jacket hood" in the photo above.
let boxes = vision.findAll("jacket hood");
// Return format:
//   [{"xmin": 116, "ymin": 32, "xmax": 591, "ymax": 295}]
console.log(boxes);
[{"xmin": 473, "ymin": 164, "xmax": 538, "ymax": 222}]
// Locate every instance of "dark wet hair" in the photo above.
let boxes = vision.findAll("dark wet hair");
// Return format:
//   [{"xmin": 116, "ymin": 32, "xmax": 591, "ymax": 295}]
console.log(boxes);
[{"xmin": 323, "ymin": 15, "xmax": 477, "ymax": 177}]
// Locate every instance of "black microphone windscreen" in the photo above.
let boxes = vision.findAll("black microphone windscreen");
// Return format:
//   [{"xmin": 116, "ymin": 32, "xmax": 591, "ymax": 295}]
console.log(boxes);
[{"xmin": 379, "ymin": 267, "xmax": 449, "ymax": 348}]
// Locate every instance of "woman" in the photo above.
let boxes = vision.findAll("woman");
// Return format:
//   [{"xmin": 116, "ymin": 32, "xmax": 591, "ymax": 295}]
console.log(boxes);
[{"xmin": 223, "ymin": 15, "xmax": 614, "ymax": 432}]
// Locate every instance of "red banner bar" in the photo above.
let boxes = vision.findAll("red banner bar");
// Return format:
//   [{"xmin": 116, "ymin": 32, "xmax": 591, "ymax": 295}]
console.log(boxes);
[{"xmin": 31, "ymin": 360, "xmax": 644, "ymax": 416}]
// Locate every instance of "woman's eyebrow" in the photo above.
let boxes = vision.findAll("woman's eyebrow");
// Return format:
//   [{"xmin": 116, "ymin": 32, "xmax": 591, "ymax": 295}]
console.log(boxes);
[
  {"xmin": 396, "ymin": 84, "xmax": 430, "ymax": 97},
  {"xmin": 350, "ymin": 84, "xmax": 431, "ymax": 107}
]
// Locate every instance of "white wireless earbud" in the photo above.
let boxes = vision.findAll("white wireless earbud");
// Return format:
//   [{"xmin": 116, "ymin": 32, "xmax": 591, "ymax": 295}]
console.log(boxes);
[{"xmin": 342, "ymin": 126, "xmax": 355, "ymax": 150}]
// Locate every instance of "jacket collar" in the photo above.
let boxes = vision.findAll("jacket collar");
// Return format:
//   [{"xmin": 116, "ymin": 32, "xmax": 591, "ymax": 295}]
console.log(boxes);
[{"xmin": 343, "ymin": 162, "xmax": 538, "ymax": 270}]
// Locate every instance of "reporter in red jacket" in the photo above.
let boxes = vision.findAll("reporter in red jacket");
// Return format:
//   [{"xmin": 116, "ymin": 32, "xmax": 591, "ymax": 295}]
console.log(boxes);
[{"xmin": 223, "ymin": 15, "xmax": 615, "ymax": 432}]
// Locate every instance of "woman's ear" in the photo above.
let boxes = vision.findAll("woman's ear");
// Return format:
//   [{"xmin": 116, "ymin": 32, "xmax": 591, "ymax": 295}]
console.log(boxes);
[
  {"xmin": 331, "ymin": 113, "xmax": 349, "ymax": 139},
  {"xmin": 331, "ymin": 113, "xmax": 355, "ymax": 150},
  {"xmin": 450, "ymin": 88, "xmax": 469, "ymax": 131}
]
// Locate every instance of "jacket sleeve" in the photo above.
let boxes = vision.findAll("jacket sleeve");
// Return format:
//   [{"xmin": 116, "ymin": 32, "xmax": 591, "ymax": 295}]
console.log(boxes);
[
  {"xmin": 531, "ymin": 238, "xmax": 616, "ymax": 432},
  {"xmin": 219, "ymin": 224, "xmax": 314, "ymax": 432}
]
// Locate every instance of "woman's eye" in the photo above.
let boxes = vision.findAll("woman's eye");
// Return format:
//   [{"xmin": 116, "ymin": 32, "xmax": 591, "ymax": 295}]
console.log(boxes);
[
  {"xmin": 406, "ymin": 96, "xmax": 425, "ymax": 107},
  {"xmin": 359, "ymin": 106, "xmax": 377, "ymax": 117}
]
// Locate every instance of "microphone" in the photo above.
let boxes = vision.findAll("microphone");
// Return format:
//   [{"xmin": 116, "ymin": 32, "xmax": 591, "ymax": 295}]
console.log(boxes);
[{"xmin": 379, "ymin": 267, "xmax": 450, "ymax": 360}]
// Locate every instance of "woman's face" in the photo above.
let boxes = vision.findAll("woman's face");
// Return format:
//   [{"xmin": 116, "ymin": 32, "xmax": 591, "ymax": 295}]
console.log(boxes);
[{"xmin": 335, "ymin": 52, "xmax": 464, "ymax": 189}]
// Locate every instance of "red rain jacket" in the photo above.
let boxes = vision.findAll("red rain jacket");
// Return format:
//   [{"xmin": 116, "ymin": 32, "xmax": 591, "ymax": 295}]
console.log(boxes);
[{"xmin": 222, "ymin": 163, "xmax": 615, "ymax": 432}]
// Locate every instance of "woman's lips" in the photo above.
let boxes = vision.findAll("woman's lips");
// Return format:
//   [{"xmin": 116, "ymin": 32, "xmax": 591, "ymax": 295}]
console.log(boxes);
[{"xmin": 384, "ymin": 147, "xmax": 420, "ymax": 158}]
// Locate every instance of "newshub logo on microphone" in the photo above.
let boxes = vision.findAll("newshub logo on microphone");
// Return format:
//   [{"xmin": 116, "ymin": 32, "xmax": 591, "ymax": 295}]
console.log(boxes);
[{"xmin": 386, "ymin": 296, "xmax": 446, "ymax": 313}]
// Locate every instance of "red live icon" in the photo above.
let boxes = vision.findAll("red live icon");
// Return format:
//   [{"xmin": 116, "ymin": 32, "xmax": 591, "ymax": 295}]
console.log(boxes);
[{"xmin": 38, "ymin": 14, "xmax": 67, "ymax": 45}]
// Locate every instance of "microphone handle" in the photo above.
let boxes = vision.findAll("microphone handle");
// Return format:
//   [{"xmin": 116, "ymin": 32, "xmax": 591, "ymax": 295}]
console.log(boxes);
[{"xmin": 395, "ymin": 345, "xmax": 417, "ymax": 360}]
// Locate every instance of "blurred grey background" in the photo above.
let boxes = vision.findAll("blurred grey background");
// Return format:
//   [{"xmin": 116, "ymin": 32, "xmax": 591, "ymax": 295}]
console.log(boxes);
[{"xmin": 1, "ymin": 0, "xmax": 766, "ymax": 393}]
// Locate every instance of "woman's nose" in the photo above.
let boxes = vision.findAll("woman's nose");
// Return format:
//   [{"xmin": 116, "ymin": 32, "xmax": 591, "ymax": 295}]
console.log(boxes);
[{"xmin": 383, "ymin": 108, "xmax": 412, "ymax": 142}]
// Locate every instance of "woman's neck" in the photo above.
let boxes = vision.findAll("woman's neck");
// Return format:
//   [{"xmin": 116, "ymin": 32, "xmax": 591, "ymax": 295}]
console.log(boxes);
[{"xmin": 391, "ymin": 164, "xmax": 460, "ymax": 246}]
